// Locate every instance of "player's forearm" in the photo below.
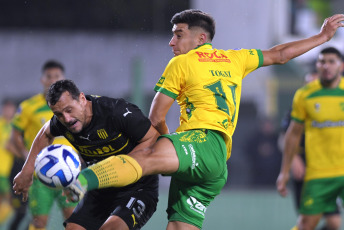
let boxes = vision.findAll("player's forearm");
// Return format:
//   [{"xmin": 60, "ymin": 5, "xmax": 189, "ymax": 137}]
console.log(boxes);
[
  {"xmin": 266, "ymin": 34, "xmax": 327, "ymax": 65},
  {"xmin": 22, "ymin": 124, "xmax": 54, "ymax": 174},
  {"xmin": 280, "ymin": 132, "xmax": 302, "ymax": 175}
]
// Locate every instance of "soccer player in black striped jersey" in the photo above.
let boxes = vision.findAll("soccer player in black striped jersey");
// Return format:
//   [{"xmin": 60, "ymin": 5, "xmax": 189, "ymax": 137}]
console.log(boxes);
[{"xmin": 14, "ymin": 80, "xmax": 159, "ymax": 230}]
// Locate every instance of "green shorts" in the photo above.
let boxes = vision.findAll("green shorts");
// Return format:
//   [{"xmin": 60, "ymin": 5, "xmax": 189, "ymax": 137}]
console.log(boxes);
[
  {"xmin": 29, "ymin": 177, "xmax": 77, "ymax": 216},
  {"xmin": 161, "ymin": 129, "xmax": 228, "ymax": 229},
  {"xmin": 0, "ymin": 176, "xmax": 10, "ymax": 194},
  {"xmin": 299, "ymin": 176, "xmax": 344, "ymax": 215}
]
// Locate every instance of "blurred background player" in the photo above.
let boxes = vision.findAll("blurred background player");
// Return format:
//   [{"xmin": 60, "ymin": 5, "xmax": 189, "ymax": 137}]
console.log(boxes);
[
  {"xmin": 0, "ymin": 99, "xmax": 17, "ymax": 227},
  {"xmin": 277, "ymin": 47, "xmax": 344, "ymax": 230},
  {"xmin": 279, "ymin": 70, "xmax": 342, "ymax": 230},
  {"xmin": 7, "ymin": 60, "xmax": 77, "ymax": 230}
]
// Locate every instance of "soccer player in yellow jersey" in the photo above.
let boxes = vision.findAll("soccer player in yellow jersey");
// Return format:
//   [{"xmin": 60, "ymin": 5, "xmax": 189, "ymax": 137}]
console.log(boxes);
[
  {"xmin": 9, "ymin": 60, "xmax": 77, "ymax": 230},
  {"xmin": 277, "ymin": 47, "xmax": 344, "ymax": 230},
  {"xmin": 0, "ymin": 99, "xmax": 16, "ymax": 226},
  {"xmin": 14, "ymin": 9, "xmax": 344, "ymax": 230}
]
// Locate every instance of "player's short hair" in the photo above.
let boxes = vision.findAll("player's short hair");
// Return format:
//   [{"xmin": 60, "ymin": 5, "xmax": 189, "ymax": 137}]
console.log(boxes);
[
  {"xmin": 319, "ymin": 47, "xmax": 343, "ymax": 60},
  {"xmin": 171, "ymin": 9, "xmax": 215, "ymax": 41},
  {"xmin": 2, "ymin": 98, "xmax": 16, "ymax": 106},
  {"xmin": 46, "ymin": 79, "xmax": 80, "ymax": 106},
  {"xmin": 42, "ymin": 60, "xmax": 65, "ymax": 73}
]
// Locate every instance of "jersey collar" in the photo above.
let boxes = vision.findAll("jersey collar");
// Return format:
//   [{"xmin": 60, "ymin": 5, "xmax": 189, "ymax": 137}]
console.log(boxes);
[{"xmin": 194, "ymin": 43, "xmax": 212, "ymax": 50}]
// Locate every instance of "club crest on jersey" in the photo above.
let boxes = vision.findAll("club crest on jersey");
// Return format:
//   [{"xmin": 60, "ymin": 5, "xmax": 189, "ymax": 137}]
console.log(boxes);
[
  {"xmin": 97, "ymin": 129, "xmax": 108, "ymax": 139},
  {"xmin": 314, "ymin": 103, "xmax": 320, "ymax": 112},
  {"xmin": 195, "ymin": 51, "xmax": 231, "ymax": 63}
]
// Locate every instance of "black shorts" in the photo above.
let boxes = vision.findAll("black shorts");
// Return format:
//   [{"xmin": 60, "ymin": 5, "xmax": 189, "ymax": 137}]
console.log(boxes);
[{"xmin": 64, "ymin": 187, "xmax": 158, "ymax": 230}]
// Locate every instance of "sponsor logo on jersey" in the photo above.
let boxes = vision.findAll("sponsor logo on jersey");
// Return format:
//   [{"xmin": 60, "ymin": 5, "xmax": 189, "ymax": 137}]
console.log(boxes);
[
  {"xmin": 79, "ymin": 134, "xmax": 91, "ymax": 141},
  {"xmin": 65, "ymin": 131, "xmax": 75, "ymax": 142},
  {"xmin": 97, "ymin": 129, "xmax": 108, "ymax": 139},
  {"xmin": 311, "ymin": 120, "xmax": 344, "ymax": 128},
  {"xmin": 123, "ymin": 108, "xmax": 132, "ymax": 117},
  {"xmin": 182, "ymin": 144, "xmax": 188, "ymax": 155},
  {"xmin": 188, "ymin": 144, "xmax": 199, "ymax": 169},
  {"xmin": 195, "ymin": 51, "xmax": 231, "ymax": 63},
  {"xmin": 186, "ymin": 196, "xmax": 207, "ymax": 216}
]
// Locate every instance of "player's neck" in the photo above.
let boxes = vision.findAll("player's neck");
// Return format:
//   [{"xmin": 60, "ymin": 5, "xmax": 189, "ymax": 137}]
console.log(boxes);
[
  {"xmin": 320, "ymin": 75, "xmax": 341, "ymax": 89},
  {"xmin": 84, "ymin": 100, "xmax": 93, "ymax": 126}
]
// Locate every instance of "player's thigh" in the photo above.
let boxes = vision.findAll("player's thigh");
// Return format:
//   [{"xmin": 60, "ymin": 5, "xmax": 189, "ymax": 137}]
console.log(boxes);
[
  {"xmin": 167, "ymin": 221, "xmax": 200, "ymax": 230},
  {"xmin": 56, "ymin": 189, "xmax": 77, "ymax": 218},
  {"xmin": 100, "ymin": 216, "xmax": 129, "ymax": 230},
  {"xmin": 137, "ymin": 136, "xmax": 179, "ymax": 175},
  {"xmin": 167, "ymin": 176, "xmax": 227, "ymax": 230},
  {"xmin": 65, "ymin": 222, "xmax": 86, "ymax": 230},
  {"xmin": 164, "ymin": 129, "xmax": 227, "ymax": 182},
  {"xmin": 28, "ymin": 178, "xmax": 55, "ymax": 216},
  {"xmin": 110, "ymin": 189, "xmax": 158, "ymax": 230}
]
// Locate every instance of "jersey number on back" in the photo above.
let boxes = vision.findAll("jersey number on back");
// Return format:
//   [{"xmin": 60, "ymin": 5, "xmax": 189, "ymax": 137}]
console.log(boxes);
[{"xmin": 204, "ymin": 80, "xmax": 237, "ymax": 123}]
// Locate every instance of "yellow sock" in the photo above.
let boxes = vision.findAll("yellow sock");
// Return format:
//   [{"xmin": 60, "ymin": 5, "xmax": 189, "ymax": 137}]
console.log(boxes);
[
  {"xmin": 28, "ymin": 224, "xmax": 46, "ymax": 230},
  {"xmin": 291, "ymin": 226, "xmax": 298, "ymax": 230},
  {"xmin": 81, "ymin": 155, "xmax": 143, "ymax": 190}
]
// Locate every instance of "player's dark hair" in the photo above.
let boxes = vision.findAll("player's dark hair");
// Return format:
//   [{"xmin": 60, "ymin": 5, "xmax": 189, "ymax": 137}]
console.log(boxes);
[
  {"xmin": 46, "ymin": 80, "xmax": 80, "ymax": 106},
  {"xmin": 42, "ymin": 60, "xmax": 65, "ymax": 73},
  {"xmin": 320, "ymin": 47, "xmax": 343, "ymax": 60},
  {"xmin": 2, "ymin": 98, "xmax": 16, "ymax": 106},
  {"xmin": 171, "ymin": 9, "xmax": 215, "ymax": 41}
]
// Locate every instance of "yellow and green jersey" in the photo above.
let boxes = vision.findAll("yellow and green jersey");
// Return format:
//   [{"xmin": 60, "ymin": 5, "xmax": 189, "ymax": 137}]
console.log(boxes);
[
  {"xmin": 291, "ymin": 79, "xmax": 344, "ymax": 181},
  {"xmin": 12, "ymin": 93, "xmax": 71, "ymax": 150},
  {"xmin": 154, "ymin": 43, "xmax": 263, "ymax": 160},
  {"xmin": 0, "ymin": 117, "xmax": 14, "ymax": 176}
]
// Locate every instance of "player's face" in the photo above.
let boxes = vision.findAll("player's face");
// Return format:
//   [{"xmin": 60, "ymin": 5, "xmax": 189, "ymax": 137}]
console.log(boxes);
[
  {"xmin": 169, "ymin": 23, "xmax": 203, "ymax": 56},
  {"xmin": 316, "ymin": 53, "xmax": 343, "ymax": 85},
  {"xmin": 50, "ymin": 91, "xmax": 88, "ymax": 134},
  {"xmin": 41, "ymin": 68, "xmax": 65, "ymax": 94}
]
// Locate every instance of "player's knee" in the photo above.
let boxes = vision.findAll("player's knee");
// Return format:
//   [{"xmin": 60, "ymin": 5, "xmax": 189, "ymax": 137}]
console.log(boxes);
[
  {"xmin": 31, "ymin": 216, "xmax": 48, "ymax": 229},
  {"xmin": 99, "ymin": 215, "xmax": 129, "ymax": 230}
]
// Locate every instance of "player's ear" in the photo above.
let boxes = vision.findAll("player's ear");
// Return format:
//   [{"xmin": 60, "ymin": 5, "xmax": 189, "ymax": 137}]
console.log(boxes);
[
  {"xmin": 79, "ymin": 92, "xmax": 86, "ymax": 104},
  {"xmin": 198, "ymin": 32, "xmax": 207, "ymax": 46}
]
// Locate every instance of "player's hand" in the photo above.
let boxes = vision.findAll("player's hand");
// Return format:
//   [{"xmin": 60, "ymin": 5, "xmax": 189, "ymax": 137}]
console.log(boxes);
[
  {"xmin": 13, "ymin": 170, "xmax": 33, "ymax": 202},
  {"xmin": 291, "ymin": 156, "xmax": 305, "ymax": 180},
  {"xmin": 276, "ymin": 172, "xmax": 289, "ymax": 197},
  {"xmin": 319, "ymin": 14, "xmax": 344, "ymax": 41}
]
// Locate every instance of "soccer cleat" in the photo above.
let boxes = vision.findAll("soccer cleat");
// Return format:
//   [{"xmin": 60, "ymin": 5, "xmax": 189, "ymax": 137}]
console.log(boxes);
[{"xmin": 63, "ymin": 178, "xmax": 86, "ymax": 203}]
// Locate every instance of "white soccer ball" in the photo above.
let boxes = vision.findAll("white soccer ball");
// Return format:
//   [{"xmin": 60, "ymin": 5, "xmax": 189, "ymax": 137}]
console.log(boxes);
[{"xmin": 35, "ymin": 144, "xmax": 81, "ymax": 189}]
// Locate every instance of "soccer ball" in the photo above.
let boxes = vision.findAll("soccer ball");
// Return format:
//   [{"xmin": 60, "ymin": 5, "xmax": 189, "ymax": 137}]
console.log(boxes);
[{"xmin": 35, "ymin": 144, "xmax": 81, "ymax": 189}]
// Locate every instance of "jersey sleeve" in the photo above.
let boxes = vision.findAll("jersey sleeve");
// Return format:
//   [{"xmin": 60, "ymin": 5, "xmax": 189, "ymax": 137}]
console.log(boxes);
[
  {"xmin": 113, "ymin": 100, "xmax": 151, "ymax": 143},
  {"xmin": 290, "ymin": 89, "xmax": 306, "ymax": 123},
  {"xmin": 11, "ymin": 103, "xmax": 30, "ymax": 132},
  {"xmin": 230, "ymin": 49, "xmax": 263, "ymax": 79},
  {"xmin": 153, "ymin": 56, "xmax": 186, "ymax": 100}
]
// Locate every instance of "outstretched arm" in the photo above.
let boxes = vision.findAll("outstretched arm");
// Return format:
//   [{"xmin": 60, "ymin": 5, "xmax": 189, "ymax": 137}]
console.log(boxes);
[
  {"xmin": 262, "ymin": 14, "xmax": 344, "ymax": 66},
  {"xmin": 13, "ymin": 120, "xmax": 55, "ymax": 201},
  {"xmin": 276, "ymin": 120, "xmax": 304, "ymax": 197}
]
